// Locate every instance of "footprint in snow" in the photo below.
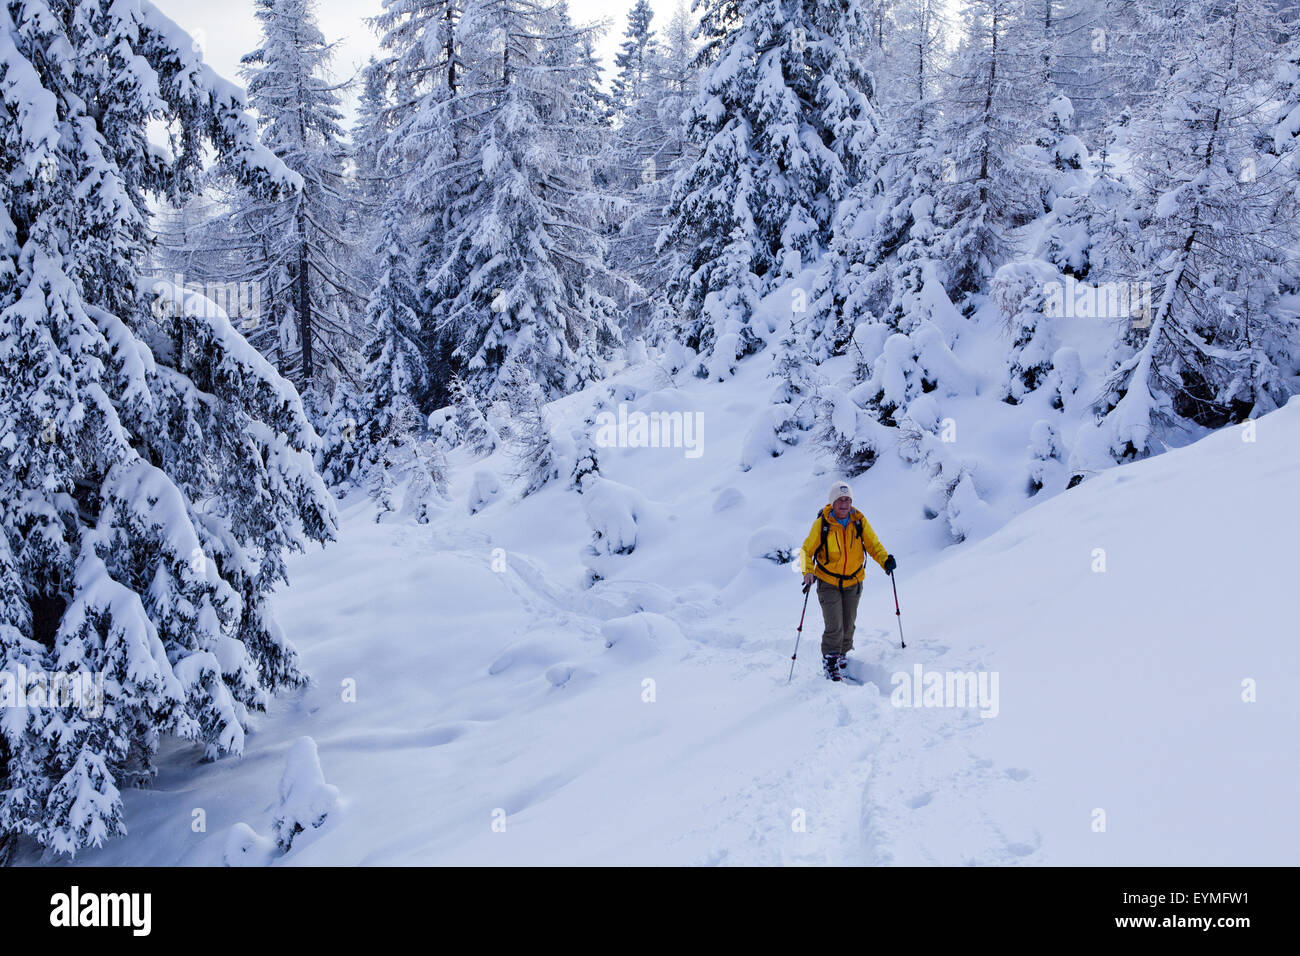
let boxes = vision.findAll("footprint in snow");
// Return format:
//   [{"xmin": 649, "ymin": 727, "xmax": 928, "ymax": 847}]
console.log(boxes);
[{"xmin": 1004, "ymin": 841, "xmax": 1038, "ymax": 858}]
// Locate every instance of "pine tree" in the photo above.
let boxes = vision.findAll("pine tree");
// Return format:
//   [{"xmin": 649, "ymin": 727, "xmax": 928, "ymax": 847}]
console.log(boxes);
[
  {"xmin": 1080, "ymin": 0, "xmax": 1300, "ymax": 468},
  {"xmin": 418, "ymin": 0, "xmax": 622, "ymax": 401},
  {"xmin": 317, "ymin": 377, "xmax": 365, "ymax": 489},
  {"xmin": 236, "ymin": 0, "xmax": 365, "ymax": 405},
  {"xmin": 608, "ymin": 1, "xmax": 698, "ymax": 342},
  {"xmin": 370, "ymin": 0, "xmax": 464, "ymax": 411},
  {"xmin": 665, "ymin": 0, "xmax": 880, "ymax": 367},
  {"xmin": 350, "ymin": 57, "xmax": 395, "ymax": 293},
  {"xmin": 499, "ymin": 361, "xmax": 562, "ymax": 496},
  {"xmin": 808, "ymin": 0, "xmax": 950, "ymax": 357},
  {"xmin": 449, "ymin": 376, "xmax": 500, "ymax": 456},
  {"xmin": 355, "ymin": 205, "xmax": 429, "ymax": 480},
  {"xmin": 934, "ymin": 0, "xmax": 1050, "ymax": 307},
  {"xmin": 611, "ymin": 0, "xmax": 657, "ymax": 115},
  {"xmin": 0, "ymin": 0, "xmax": 337, "ymax": 856}
]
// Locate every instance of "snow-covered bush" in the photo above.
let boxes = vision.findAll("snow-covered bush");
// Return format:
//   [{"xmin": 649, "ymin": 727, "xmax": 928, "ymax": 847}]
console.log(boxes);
[
  {"xmin": 468, "ymin": 470, "xmax": 503, "ymax": 515},
  {"xmin": 568, "ymin": 426, "xmax": 600, "ymax": 490},
  {"xmin": 317, "ymin": 379, "xmax": 365, "ymax": 490},
  {"xmin": 739, "ymin": 406, "xmax": 789, "ymax": 471},
  {"xmin": 1027, "ymin": 420, "xmax": 1065, "ymax": 496},
  {"xmin": 365, "ymin": 400, "xmax": 448, "ymax": 524},
  {"xmin": 991, "ymin": 261, "xmax": 1059, "ymax": 404},
  {"xmin": 1046, "ymin": 347, "xmax": 1083, "ymax": 412},
  {"xmin": 944, "ymin": 469, "xmax": 998, "ymax": 543},
  {"xmin": 858, "ymin": 323, "xmax": 974, "ymax": 426},
  {"xmin": 223, "ymin": 822, "xmax": 277, "ymax": 867},
  {"xmin": 899, "ymin": 417, "xmax": 995, "ymax": 544},
  {"xmin": 1037, "ymin": 190, "xmax": 1092, "ymax": 279},
  {"xmin": 499, "ymin": 363, "xmax": 563, "ymax": 497},
  {"xmin": 746, "ymin": 528, "xmax": 795, "ymax": 565},
  {"xmin": 449, "ymin": 376, "xmax": 499, "ymax": 457},
  {"xmin": 579, "ymin": 476, "xmax": 652, "ymax": 585},
  {"xmin": 600, "ymin": 612, "xmax": 686, "ymax": 662},
  {"xmin": 816, "ymin": 385, "xmax": 887, "ymax": 477},
  {"xmin": 426, "ymin": 406, "xmax": 458, "ymax": 452},
  {"xmin": 1032, "ymin": 94, "xmax": 1089, "ymax": 211},
  {"xmin": 272, "ymin": 737, "xmax": 340, "ymax": 853},
  {"xmin": 625, "ymin": 336, "xmax": 649, "ymax": 366}
]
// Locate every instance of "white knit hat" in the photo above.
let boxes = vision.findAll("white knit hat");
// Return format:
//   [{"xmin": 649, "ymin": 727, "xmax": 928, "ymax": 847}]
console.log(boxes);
[{"xmin": 828, "ymin": 480, "xmax": 853, "ymax": 504}]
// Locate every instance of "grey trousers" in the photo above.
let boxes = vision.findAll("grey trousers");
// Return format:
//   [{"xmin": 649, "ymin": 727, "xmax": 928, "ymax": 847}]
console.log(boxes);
[{"xmin": 817, "ymin": 579, "xmax": 863, "ymax": 656}]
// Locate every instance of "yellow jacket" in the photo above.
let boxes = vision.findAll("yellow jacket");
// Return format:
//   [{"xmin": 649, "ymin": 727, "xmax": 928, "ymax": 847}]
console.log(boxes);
[{"xmin": 800, "ymin": 505, "xmax": 889, "ymax": 588}]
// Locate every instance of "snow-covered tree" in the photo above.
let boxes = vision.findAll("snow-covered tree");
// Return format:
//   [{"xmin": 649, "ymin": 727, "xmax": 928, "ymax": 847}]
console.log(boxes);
[
  {"xmin": 1079, "ymin": 0, "xmax": 1300, "ymax": 469},
  {"xmin": 991, "ymin": 259, "xmax": 1060, "ymax": 404},
  {"xmin": 1017, "ymin": 1, "xmax": 1112, "ymax": 139},
  {"xmin": 609, "ymin": 2, "xmax": 698, "ymax": 343},
  {"xmin": 235, "ymin": 0, "xmax": 364, "ymax": 404},
  {"xmin": 665, "ymin": 0, "xmax": 880, "ymax": 366},
  {"xmin": 349, "ymin": 57, "xmax": 395, "ymax": 292},
  {"xmin": 1273, "ymin": 33, "xmax": 1300, "ymax": 181},
  {"xmin": 353, "ymin": 204, "xmax": 435, "ymax": 501},
  {"xmin": 381, "ymin": 0, "xmax": 620, "ymax": 402},
  {"xmin": 612, "ymin": 0, "xmax": 656, "ymax": 115},
  {"xmin": 370, "ymin": 0, "xmax": 463, "ymax": 410},
  {"xmin": 499, "ymin": 361, "xmax": 562, "ymax": 496},
  {"xmin": 802, "ymin": 0, "xmax": 948, "ymax": 364},
  {"xmin": 317, "ymin": 377, "xmax": 365, "ymax": 489},
  {"xmin": 934, "ymin": 0, "xmax": 1050, "ymax": 306},
  {"xmin": 352, "ymin": 58, "xmax": 391, "ymax": 215},
  {"xmin": 0, "ymin": 0, "xmax": 337, "ymax": 856},
  {"xmin": 448, "ymin": 376, "xmax": 499, "ymax": 456},
  {"xmin": 1031, "ymin": 93, "xmax": 1090, "ymax": 211}
]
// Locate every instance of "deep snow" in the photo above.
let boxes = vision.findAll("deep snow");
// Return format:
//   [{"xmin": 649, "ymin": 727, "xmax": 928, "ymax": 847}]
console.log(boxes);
[{"xmin": 33, "ymin": 355, "xmax": 1300, "ymax": 866}]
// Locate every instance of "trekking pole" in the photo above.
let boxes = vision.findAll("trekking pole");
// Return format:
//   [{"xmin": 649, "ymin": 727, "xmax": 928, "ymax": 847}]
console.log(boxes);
[
  {"xmin": 787, "ymin": 580, "xmax": 813, "ymax": 683},
  {"xmin": 889, "ymin": 570, "xmax": 906, "ymax": 649}
]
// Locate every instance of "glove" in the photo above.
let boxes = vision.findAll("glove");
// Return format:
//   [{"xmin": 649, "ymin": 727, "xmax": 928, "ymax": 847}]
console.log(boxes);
[{"xmin": 883, "ymin": 555, "xmax": 897, "ymax": 574}]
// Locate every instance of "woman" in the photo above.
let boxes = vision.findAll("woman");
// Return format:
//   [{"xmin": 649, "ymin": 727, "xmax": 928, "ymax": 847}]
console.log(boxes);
[{"xmin": 800, "ymin": 481, "xmax": 896, "ymax": 681}]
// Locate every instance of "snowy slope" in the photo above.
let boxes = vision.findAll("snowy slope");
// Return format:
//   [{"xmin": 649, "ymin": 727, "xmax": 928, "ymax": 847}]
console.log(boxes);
[{"xmin": 34, "ymin": 365, "xmax": 1300, "ymax": 866}]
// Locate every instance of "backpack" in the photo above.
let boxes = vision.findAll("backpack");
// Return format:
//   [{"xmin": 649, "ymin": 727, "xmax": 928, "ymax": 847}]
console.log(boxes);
[{"xmin": 815, "ymin": 509, "xmax": 865, "ymax": 589}]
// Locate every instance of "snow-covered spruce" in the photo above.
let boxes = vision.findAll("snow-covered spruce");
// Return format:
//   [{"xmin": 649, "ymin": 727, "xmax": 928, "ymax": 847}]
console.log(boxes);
[
  {"xmin": 991, "ymin": 260, "xmax": 1060, "ymax": 406},
  {"xmin": 665, "ymin": 0, "xmax": 880, "ymax": 369},
  {"xmin": 806, "ymin": 0, "xmax": 948, "ymax": 358},
  {"xmin": 351, "ymin": 202, "xmax": 448, "ymax": 522},
  {"xmin": 605, "ymin": 1, "xmax": 699, "ymax": 344},
  {"xmin": 162, "ymin": 0, "xmax": 364, "ymax": 409},
  {"xmin": 377, "ymin": 0, "xmax": 621, "ymax": 404},
  {"xmin": 447, "ymin": 376, "xmax": 500, "ymax": 459},
  {"xmin": 236, "ymin": 0, "xmax": 364, "ymax": 403},
  {"xmin": 933, "ymin": 0, "xmax": 1051, "ymax": 308},
  {"xmin": 0, "ymin": 0, "xmax": 336, "ymax": 857}
]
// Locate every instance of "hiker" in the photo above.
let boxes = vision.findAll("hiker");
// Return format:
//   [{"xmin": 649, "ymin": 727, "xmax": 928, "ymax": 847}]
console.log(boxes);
[{"xmin": 800, "ymin": 481, "xmax": 896, "ymax": 681}]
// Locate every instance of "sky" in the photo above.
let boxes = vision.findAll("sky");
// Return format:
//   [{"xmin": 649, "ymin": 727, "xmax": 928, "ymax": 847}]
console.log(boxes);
[{"xmin": 154, "ymin": 0, "xmax": 689, "ymax": 117}]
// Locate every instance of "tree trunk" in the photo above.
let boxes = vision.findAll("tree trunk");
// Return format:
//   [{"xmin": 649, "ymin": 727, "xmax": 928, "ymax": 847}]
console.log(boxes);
[{"xmin": 297, "ymin": 210, "xmax": 313, "ymax": 385}]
